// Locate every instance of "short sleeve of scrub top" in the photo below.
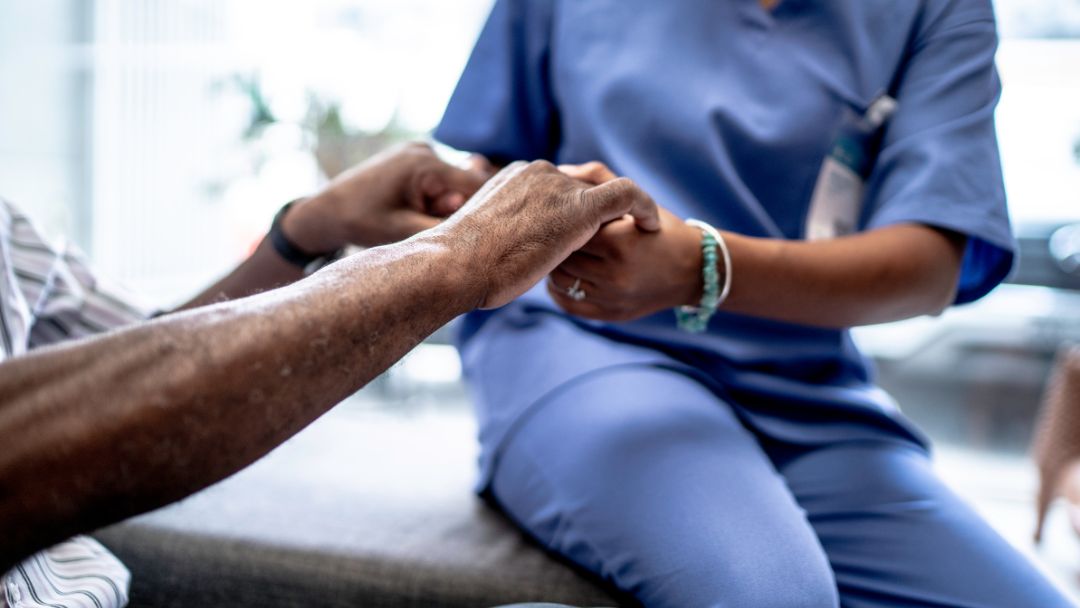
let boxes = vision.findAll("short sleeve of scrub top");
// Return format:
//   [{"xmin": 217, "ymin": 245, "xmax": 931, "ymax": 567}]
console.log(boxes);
[
  {"xmin": 436, "ymin": 0, "xmax": 558, "ymax": 165},
  {"xmin": 862, "ymin": 0, "xmax": 1013, "ymax": 304}
]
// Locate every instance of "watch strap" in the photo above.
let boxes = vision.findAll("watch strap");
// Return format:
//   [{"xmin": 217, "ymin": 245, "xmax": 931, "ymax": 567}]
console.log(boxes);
[{"xmin": 268, "ymin": 199, "xmax": 324, "ymax": 269}]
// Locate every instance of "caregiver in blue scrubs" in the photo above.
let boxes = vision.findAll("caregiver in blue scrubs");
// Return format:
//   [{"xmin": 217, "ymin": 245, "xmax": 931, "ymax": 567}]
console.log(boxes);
[{"xmin": 437, "ymin": 0, "xmax": 1073, "ymax": 606}]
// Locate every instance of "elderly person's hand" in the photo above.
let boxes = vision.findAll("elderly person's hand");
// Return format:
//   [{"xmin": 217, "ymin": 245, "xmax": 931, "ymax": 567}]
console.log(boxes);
[
  {"xmin": 432, "ymin": 160, "xmax": 660, "ymax": 309},
  {"xmin": 545, "ymin": 162, "xmax": 705, "ymax": 322},
  {"xmin": 281, "ymin": 142, "xmax": 487, "ymax": 252}
]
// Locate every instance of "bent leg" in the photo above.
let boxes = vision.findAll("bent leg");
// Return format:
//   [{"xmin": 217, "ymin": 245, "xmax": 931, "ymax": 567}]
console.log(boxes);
[
  {"xmin": 490, "ymin": 366, "xmax": 839, "ymax": 608},
  {"xmin": 777, "ymin": 441, "xmax": 1074, "ymax": 608}
]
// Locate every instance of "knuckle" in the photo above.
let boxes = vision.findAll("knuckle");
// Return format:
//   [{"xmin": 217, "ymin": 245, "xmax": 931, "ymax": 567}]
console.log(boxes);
[
  {"xmin": 611, "ymin": 176, "xmax": 636, "ymax": 194},
  {"xmin": 528, "ymin": 159, "xmax": 557, "ymax": 173}
]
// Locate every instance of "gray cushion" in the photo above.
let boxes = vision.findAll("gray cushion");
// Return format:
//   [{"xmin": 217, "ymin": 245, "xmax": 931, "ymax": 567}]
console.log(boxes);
[{"xmin": 94, "ymin": 408, "xmax": 628, "ymax": 608}]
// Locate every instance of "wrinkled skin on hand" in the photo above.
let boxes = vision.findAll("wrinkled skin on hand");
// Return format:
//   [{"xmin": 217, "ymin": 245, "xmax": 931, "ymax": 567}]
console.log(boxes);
[
  {"xmin": 285, "ymin": 142, "xmax": 488, "ymax": 252},
  {"xmin": 432, "ymin": 160, "xmax": 661, "ymax": 310}
]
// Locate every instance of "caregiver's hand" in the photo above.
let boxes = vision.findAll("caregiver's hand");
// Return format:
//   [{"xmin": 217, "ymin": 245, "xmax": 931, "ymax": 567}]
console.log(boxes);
[
  {"xmin": 548, "ymin": 162, "xmax": 705, "ymax": 322},
  {"xmin": 433, "ymin": 160, "xmax": 660, "ymax": 310},
  {"xmin": 284, "ymin": 142, "xmax": 487, "ymax": 252}
]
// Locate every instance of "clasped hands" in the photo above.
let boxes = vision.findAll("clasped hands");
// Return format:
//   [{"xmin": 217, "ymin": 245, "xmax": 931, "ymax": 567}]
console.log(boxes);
[
  {"xmin": 546, "ymin": 162, "xmax": 705, "ymax": 322},
  {"xmin": 283, "ymin": 143, "xmax": 703, "ymax": 320}
]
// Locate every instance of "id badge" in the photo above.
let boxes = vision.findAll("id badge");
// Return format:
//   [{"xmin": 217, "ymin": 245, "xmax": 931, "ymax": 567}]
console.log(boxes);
[{"xmin": 805, "ymin": 95, "xmax": 897, "ymax": 241}]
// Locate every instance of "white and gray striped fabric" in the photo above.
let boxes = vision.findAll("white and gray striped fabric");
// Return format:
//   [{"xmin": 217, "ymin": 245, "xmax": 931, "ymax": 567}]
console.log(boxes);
[
  {"xmin": 1, "ymin": 198, "xmax": 147, "ymax": 608},
  {"xmin": 4, "ymin": 539, "xmax": 130, "ymax": 608}
]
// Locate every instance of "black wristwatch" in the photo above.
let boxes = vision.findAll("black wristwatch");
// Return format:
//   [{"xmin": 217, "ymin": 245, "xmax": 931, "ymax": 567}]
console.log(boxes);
[{"xmin": 267, "ymin": 199, "xmax": 341, "ymax": 270}]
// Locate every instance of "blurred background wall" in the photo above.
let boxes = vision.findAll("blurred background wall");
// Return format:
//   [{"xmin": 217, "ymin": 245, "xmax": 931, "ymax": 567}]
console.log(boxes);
[{"xmin": 0, "ymin": 0, "xmax": 493, "ymax": 304}]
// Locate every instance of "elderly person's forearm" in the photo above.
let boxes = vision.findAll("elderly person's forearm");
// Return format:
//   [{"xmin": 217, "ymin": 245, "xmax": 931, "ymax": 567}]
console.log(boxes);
[
  {"xmin": 0, "ymin": 160, "xmax": 659, "ymax": 572},
  {"xmin": 0, "ymin": 236, "xmax": 473, "ymax": 572}
]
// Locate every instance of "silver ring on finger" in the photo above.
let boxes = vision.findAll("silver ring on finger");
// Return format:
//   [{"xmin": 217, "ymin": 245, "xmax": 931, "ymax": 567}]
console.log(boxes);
[{"xmin": 566, "ymin": 277, "xmax": 587, "ymax": 302}]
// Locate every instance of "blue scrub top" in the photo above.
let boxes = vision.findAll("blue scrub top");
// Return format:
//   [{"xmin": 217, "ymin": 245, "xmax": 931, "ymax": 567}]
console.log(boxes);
[{"xmin": 436, "ymin": 0, "xmax": 1014, "ymax": 484}]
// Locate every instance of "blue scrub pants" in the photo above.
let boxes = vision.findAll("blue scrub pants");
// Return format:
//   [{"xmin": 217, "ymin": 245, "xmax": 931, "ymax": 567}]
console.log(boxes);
[{"xmin": 489, "ymin": 366, "xmax": 1072, "ymax": 608}]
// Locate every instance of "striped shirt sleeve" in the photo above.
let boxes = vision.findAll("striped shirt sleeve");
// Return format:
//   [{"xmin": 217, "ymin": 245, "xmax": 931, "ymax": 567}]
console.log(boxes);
[
  {"xmin": 4, "ymin": 538, "xmax": 131, "ymax": 608},
  {"xmin": 2, "ymin": 203, "xmax": 149, "ymax": 350}
]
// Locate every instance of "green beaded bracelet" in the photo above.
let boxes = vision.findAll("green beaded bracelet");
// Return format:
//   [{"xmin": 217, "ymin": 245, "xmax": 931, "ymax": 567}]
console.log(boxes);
[{"xmin": 676, "ymin": 219, "xmax": 732, "ymax": 333}]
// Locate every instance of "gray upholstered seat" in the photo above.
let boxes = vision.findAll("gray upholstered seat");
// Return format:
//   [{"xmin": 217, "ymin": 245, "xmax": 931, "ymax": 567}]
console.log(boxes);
[{"xmin": 94, "ymin": 407, "xmax": 627, "ymax": 608}]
